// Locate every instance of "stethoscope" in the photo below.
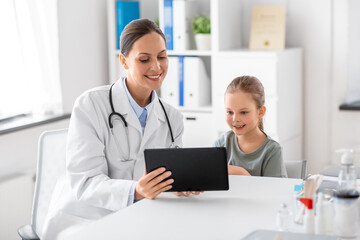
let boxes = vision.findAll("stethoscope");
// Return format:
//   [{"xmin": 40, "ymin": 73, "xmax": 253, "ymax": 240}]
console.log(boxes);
[{"xmin": 108, "ymin": 83, "xmax": 179, "ymax": 151}]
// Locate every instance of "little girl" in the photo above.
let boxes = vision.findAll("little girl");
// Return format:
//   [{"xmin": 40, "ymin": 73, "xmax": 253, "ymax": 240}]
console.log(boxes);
[{"xmin": 213, "ymin": 76, "xmax": 287, "ymax": 177}]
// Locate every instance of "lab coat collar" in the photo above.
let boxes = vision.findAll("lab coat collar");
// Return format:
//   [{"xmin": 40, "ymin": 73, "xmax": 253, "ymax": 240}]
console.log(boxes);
[
  {"xmin": 140, "ymin": 95, "xmax": 166, "ymax": 150},
  {"xmin": 111, "ymin": 79, "xmax": 166, "ymax": 135}
]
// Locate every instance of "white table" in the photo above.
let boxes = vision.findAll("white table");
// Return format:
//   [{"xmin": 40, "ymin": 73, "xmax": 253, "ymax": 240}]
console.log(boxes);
[{"xmin": 62, "ymin": 176, "xmax": 302, "ymax": 240}]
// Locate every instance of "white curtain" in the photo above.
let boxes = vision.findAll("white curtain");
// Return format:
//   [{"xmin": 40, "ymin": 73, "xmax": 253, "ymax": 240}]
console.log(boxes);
[{"xmin": 0, "ymin": 0, "xmax": 62, "ymax": 120}]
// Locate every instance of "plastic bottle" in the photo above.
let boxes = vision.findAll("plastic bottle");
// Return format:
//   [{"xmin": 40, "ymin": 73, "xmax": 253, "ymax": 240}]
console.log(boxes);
[
  {"xmin": 300, "ymin": 198, "xmax": 314, "ymax": 234},
  {"xmin": 337, "ymin": 149, "xmax": 356, "ymax": 191},
  {"xmin": 276, "ymin": 203, "xmax": 291, "ymax": 231},
  {"xmin": 334, "ymin": 148, "xmax": 359, "ymax": 238},
  {"xmin": 292, "ymin": 184, "xmax": 303, "ymax": 223},
  {"xmin": 334, "ymin": 190, "xmax": 359, "ymax": 237},
  {"xmin": 322, "ymin": 194, "xmax": 334, "ymax": 235},
  {"xmin": 315, "ymin": 192, "xmax": 326, "ymax": 235}
]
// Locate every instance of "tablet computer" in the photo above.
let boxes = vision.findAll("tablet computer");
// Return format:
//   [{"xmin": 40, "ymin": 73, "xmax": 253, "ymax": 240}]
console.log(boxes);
[
  {"xmin": 242, "ymin": 230, "xmax": 339, "ymax": 240},
  {"xmin": 144, "ymin": 147, "xmax": 229, "ymax": 192}
]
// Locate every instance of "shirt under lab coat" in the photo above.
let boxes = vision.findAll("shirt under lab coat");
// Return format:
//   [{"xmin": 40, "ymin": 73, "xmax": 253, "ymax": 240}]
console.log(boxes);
[{"xmin": 41, "ymin": 80, "xmax": 184, "ymax": 239}]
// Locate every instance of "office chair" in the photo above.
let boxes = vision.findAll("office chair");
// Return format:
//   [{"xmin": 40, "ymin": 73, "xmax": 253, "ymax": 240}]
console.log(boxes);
[
  {"xmin": 284, "ymin": 160, "xmax": 307, "ymax": 179},
  {"xmin": 18, "ymin": 128, "xmax": 68, "ymax": 240}
]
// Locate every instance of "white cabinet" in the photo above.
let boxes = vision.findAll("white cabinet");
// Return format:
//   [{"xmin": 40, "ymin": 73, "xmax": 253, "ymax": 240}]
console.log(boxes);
[
  {"xmin": 182, "ymin": 109, "xmax": 214, "ymax": 147},
  {"xmin": 212, "ymin": 49, "xmax": 303, "ymax": 160},
  {"xmin": 107, "ymin": 0, "xmax": 303, "ymax": 158}
]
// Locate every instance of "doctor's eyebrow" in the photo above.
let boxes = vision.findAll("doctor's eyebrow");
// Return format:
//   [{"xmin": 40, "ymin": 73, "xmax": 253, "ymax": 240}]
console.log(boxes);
[
  {"xmin": 138, "ymin": 49, "xmax": 167, "ymax": 56},
  {"xmin": 225, "ymin": 107, "xmax": 249, "ymax": 111}
]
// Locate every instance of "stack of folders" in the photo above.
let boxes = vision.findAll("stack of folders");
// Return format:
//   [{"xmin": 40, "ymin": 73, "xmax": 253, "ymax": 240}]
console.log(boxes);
[
  {"xmin": 161, "ymin": 56, "xmax": 210, "ymax": 108},
  {"xmin": 159, "ymin": 0, "xmax": 198, "ymax": 50},
  {"xmin": 116, "ymin": 1, "xmax": 140, "ymax": 49}
]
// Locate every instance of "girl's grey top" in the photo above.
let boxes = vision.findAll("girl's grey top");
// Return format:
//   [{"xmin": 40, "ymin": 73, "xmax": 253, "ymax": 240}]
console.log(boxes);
[{"xmin": 213, "ymin": 131, "xmax": 288, "ymax": 178}]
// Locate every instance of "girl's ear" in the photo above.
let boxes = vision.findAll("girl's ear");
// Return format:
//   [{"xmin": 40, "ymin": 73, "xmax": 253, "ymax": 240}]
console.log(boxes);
[
  {"xmin": 259, "ymin": 105, "xmax": 266, "ymax": 119},
  {"xmin": 119, "ymin": 54, "xmax": 128, "ymax": 70}
]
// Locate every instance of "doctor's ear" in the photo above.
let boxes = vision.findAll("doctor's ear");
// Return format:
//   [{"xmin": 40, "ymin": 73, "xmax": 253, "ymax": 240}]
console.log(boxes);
[{"xmin": 119, "ymin": 54, "xmax": 128, "ymax": 69}]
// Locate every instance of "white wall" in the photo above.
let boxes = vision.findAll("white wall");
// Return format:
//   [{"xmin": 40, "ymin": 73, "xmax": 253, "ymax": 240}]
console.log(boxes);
[
  {"xmin": 331, "ymin": 0, "xmax": 360, "ymax": 167},
  {"xmin": 286, "ymin": 0, "xmax": 333, "ymax": 174},
  {"xmin": 58, "ymin": 0, "xmax": 109, "ymax": 112}
]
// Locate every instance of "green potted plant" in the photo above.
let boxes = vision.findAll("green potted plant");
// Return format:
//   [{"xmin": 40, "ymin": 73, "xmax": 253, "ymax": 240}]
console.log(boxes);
[{"xmin": 192, "ymin": 15, "xmax": 211, "ymax": 50}]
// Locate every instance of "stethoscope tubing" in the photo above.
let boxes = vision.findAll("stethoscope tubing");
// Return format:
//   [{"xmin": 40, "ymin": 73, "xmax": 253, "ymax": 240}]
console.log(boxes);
[{"xmin": 108, "ymin": 82, "xmax": 175, "ymax": 146}]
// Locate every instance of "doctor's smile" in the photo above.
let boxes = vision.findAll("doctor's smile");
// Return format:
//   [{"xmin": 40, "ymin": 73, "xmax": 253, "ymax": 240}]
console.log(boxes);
[{"xmin": 145, "ymin": 73, "xmax": 162, "ymax": 81}]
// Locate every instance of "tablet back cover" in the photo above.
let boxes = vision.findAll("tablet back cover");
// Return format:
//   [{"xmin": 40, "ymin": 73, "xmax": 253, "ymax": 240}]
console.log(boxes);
[{"xmin": 144, "ymin": 147, "xmax": 229, "ymax": 192}]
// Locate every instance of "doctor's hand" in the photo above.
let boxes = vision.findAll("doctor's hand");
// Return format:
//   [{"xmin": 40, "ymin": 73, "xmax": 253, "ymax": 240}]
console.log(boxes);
[{"xmin": 135, "ymin": 167, "xmax": 173, "ymax": 200}]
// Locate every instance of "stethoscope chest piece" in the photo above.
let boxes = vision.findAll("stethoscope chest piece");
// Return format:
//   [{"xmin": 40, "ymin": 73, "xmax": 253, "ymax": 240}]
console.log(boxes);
[{"xmin": 169, "ymin": 143, "xmax": 180, "ymax": 149}]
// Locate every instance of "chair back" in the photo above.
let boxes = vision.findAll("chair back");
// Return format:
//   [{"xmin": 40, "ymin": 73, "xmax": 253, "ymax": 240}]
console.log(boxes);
[
  {"xmin": 284, "ymin": 160, "xmax": 307, "ymax": 179},
  {"xmin": 31, "ymin": 128, "xmax": 68, "ymax": 236}
]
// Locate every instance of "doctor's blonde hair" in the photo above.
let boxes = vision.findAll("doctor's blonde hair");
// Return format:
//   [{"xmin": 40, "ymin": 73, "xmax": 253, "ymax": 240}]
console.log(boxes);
[
  {"xmin": 120, "ymin": 19, "xmax": 166, "ymax": 57},
  {"xmin": 225, "ymin": 76, "xmax": 265, "ymax": 132}
]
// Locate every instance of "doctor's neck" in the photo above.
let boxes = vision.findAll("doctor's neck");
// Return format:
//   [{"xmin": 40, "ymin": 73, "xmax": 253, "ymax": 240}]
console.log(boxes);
[{"xmin": 125, "ymin": 79, "xmax": 152, "ymax": 107}]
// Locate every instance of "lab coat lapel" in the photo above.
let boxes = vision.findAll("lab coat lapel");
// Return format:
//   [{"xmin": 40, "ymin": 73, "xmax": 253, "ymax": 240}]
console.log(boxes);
[
  {"xmin": 140, "ymin": 94, "xmax": 166, "ymax": 150},
  {"xmin": 112, "ymin": 80, "xmax": 142, "ymax": 134}
]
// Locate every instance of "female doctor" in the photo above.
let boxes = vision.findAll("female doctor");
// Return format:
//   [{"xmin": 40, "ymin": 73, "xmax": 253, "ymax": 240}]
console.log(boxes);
[{"xmin": 42, "ymin": 19, "xmax": 198, "ymax": 239}]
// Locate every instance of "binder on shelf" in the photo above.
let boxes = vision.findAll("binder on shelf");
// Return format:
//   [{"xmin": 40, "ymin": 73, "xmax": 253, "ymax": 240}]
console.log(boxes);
[
  {"xmin": 161, "ymin": 56, "xmax": 184, "ymax": 107},
  {"xmin": 161, "ymin": 57, "xmax": 179, "ymax": 106},
  {"xmin": 159, "ymin": 0, "xmax": 198, "ymax": 50},
  {"xmin": 178, "ymin": 56, "xmax": 184, "ymax": 106},
  {"xmin": 172, "ymin": 0, "xmax": 197, "ymax": 50},
  {"xmin": 159, "ymin": 0, "xmax": 174, "ymax": 50},
  {"xmin": 183, "ymin": 57, "xmax": 210, "ymax": 108},
  {"xmin": 116, "ymin": 1, "xmax": 140, "ymax": 49}
]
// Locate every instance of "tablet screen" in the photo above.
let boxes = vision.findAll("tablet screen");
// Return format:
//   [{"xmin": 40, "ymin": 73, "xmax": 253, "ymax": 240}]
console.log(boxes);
[{"xmin": 144, "ymin": 147, "xmax": 229, "ymax": 192}]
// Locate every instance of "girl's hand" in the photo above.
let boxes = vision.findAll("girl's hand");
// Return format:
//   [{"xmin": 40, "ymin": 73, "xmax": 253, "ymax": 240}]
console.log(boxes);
[
  {"xmin": 228, "ymin": 165, "xmax": 251, "ymax": 176},
  {"xmin": 135, "ymin": 167, "xmax": 173, "ymax": 200}
]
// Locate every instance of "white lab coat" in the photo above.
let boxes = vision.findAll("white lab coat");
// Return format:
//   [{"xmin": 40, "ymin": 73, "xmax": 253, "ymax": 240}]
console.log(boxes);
[{"xmin": 42, "ymin": 80, "xmax": 184, "ymax": 239}]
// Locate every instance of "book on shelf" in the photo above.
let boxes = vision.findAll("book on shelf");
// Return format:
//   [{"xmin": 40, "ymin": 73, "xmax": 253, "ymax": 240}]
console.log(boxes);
[{"xmin": 116, "ymin": 1, "xmax": 140, "ymax": 50}]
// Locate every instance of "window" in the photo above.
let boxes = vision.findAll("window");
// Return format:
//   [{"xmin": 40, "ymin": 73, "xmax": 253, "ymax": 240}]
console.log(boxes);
[{"xmin": 0, "ymin": 0, "xmax": 62, "ymax": 121}]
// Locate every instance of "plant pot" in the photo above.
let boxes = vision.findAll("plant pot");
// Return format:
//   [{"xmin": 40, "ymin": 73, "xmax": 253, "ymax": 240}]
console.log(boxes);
[{"xmin": 195, "ymin": 33, "xmax": 211, "ymax": 50}]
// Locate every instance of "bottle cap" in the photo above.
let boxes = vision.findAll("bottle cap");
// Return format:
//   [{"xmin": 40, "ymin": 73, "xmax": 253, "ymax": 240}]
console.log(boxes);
[
  {"xmin": 294, "ymin": 184, "xmax": 302, "ymax": 192},
  {"xmin": 336, "ymin": 149, "xmax": 354, "ymax": 164}
]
